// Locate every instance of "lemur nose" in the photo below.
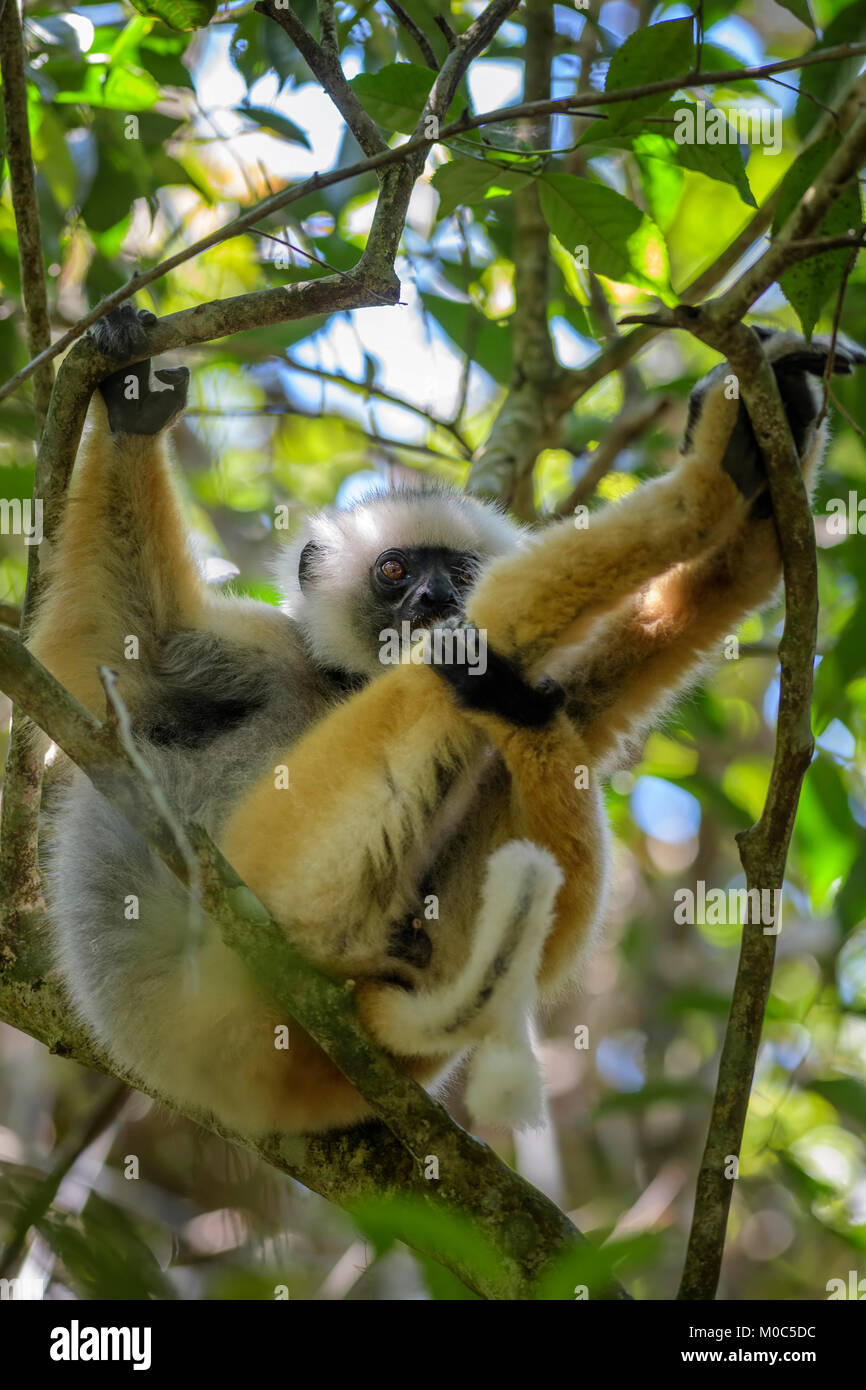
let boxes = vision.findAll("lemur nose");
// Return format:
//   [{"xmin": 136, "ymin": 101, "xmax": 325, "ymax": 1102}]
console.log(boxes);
[{"xmin": 415, "ymin": 578, "xmax": 457, "ymax": 613}]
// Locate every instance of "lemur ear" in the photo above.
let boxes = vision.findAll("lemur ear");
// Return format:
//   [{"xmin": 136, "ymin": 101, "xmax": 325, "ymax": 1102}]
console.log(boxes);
[{"xmin": 298, "ymin": 541, "xmax": 322, "ymax": 593}]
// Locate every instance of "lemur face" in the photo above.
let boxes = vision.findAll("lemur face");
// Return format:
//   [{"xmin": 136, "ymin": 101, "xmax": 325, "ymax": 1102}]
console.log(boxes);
[{"xmin": 369, "ymin": 545, "xmax": 480, "ymax": 631}]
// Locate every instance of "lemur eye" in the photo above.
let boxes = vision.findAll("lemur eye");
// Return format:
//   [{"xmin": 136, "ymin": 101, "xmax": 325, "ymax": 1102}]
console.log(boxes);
[{"xmin": 378, "ymin": 555, "xmax": 406, "ymax": 583}]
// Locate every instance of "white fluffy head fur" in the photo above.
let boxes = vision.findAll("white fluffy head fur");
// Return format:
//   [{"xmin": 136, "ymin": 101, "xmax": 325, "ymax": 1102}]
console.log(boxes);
[{"xmin": 277, "ymin": 483, "xmax": 524, "ymax": 676}]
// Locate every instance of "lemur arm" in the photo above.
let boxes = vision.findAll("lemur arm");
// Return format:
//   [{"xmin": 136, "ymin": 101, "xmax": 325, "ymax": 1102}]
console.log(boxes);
[
  {"xmin": 558, "ymin": 514, "xmax": 785, "ymax": 773},
  {"xmin": 28, "ymin": 308, "xmax": 204, "ymax": 715},
  {"xmin": 28, "ymin": 306, "xmax": 291, "ymax": 717},
  {"xmin": 551, "ymin": 335, "xmax": 855, "ymax": 773},
  {"xmin": 465, "ymin": 381, "xmax": 751, "ymax": 669},
  {"xmin": 464, "ymin": 335, "xmax": 863, "ymax": 670}
]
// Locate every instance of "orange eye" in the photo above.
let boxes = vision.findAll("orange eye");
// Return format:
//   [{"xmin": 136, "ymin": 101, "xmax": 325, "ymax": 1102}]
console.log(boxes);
[{"xmin": 380, "ymin": 558, "xmax": 405, "ymax": 581}]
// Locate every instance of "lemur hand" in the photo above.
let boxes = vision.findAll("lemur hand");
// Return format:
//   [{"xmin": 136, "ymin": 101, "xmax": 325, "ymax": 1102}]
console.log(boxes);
[
  {"xmin": 90, "ymin": 304, "xmax": 189, "ymax": 437},
  {"xmin": 683, "ymin": 330, "xmax": 866, "ymax": 518},
  {"xmin": 430, "ymin": 618, "xmax": 565, "ymax": 728}
]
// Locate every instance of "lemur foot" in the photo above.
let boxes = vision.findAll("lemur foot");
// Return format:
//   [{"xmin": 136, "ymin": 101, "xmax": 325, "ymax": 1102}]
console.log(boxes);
[
  {"xmin": 91, "ymin": 304, "xmax": 189, "ymax": 437},
  {"xmin": 430, "ymin": 618, "xmax": 565, "ymax": 728},
  {"xmin": 683, "ymin": 329, "xmax": 866, "ymax": 517},
  {"xmin": 387, "ymin": 913, "xmax": 433, "ymax": 969}
]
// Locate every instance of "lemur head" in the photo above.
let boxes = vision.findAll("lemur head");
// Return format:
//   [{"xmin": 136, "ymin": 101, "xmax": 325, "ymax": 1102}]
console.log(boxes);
[{"xmin": 279, "ymin": 484, "xmax": 524, "ymax": 677}]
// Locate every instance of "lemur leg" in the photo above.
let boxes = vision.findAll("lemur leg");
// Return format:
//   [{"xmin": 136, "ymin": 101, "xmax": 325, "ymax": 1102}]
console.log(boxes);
[
  {"xmin": 465, "ymin": 333, "xmax": 864, "ymax": 670},
  {"xmin": 556, "ymin": 333, "xmax": 856, "ymax": 772},
  {"xmin": 359, "ymin": 838, "xmax": 565, "ymax": 1128},
  {"xmin": 28, "ymin": 306, "xmax": 202, "ymax": 716},
  {"xmin": 219, "ymin": 659, "xmax": 485, "ymax": 967},
  {"xmin": 466, "ymin": 387, "xmax": 749, "ymax": 668}
]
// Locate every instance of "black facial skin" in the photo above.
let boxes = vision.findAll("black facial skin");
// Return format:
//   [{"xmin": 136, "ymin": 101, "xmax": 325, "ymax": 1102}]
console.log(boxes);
[
  {"xmin": 370, "ymin": 545, "xmax": 478, "ymax": 627},
  {"xmin": 370, "ymin": 548, "xmax": 565, "ymax": 728}
]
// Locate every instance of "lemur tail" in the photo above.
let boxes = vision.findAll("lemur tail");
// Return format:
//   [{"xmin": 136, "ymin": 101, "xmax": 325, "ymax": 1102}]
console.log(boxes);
[{"xmin": 366, "ymin": 840, "xmax": 563, "ymax": 1128}]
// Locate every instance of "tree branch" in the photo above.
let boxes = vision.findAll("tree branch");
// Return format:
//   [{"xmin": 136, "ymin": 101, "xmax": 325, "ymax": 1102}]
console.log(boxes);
[
  {"xmin": 383, "ymin": 1, "xmax": 439, "ymax": 69},
  {"xmin": 0, "ymin": 0, "xmax": 56, "ymax": 926},
  {"xmin": 256, "ymin": 1, "xmax": 389, "ymax": 159},
  {"xmin": 675, "ymin": 324, "xmax": 819, "ymax": 1301},
  {"xmin": 3, "ymin": 37, "xmax": 862, "ymax": 407}
]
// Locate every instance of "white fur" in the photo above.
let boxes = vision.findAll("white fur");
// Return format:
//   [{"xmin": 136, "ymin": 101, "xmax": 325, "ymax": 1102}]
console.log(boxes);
[
  {"xmin": 371, "ymin": 840, "xmax": 562, "ymax": 1128},
  {"xmin": 465, "ymin": 1034, "xmax": 543, "ymax": 1130},
  {"xmin": 276, "ymin": 484, "xmax": 525, "ymax": 675}
]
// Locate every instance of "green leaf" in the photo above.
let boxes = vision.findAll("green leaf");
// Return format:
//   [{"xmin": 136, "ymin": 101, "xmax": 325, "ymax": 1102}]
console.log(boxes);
[
  {"xmin": 538, "ymin": 173, "xmax": 670, "ymax": 292},
  {"xmin": 432, "ymin": 157, "xmax": 530, "ymax": 219},
  {"xmin": 655, "ymin": 102, "xmax": 757, "ymax": 208},
  {"xmin": 809, "ymin": 1078, "xmax": 866, "ymax": 1126},
  {"xmin": 796, "ymin": 7, "xmax": 866, "ymax": 139},
  {"xmin": 237, "ymin": 105, "xmax": 312, "ymax": 149},
  {"xmin": 593, "ymin": 1079, "xmax": 711, "ymax": 1115},
  {"xmin": 38, "ymin": 1194, "xmax": 173, "ymax": 1300},
  {"xmin": 772, "ymin": 135, "xmax": 863, "ymax": 338},
  {"xmin": 793, "ymin": 754, "xmax": 858, "ymax": 904},
  {"xmin": 54, "ymin": 62, "xmax": 161, "ymax": 111},
  {"xmin": 814, "ymin": 595, "xmax": 866, "ymax": 730},
  {"xmin": 350, "ymin": 1195, "xmax": 505, "ymax": 1294},
  {"xmin": 774, "ymin": 0, "xmax": 816, "ymax": 31},
  {"xmin": 129, "ymin": 0, "xmax": 218, "ymax": 31},
  {"xmin": 604, "ymin": 18, "xmax": 694, "ymax": 130},
  {"xmin": 633, "ymin": 136, "xmax": 684, "ymax": 230},
  {"xmin": 836, "ymin": 848, "xmax": 866, "ymax": 935},
  {"xmin": 350, "ymin": 62, "xmax": 435, "ymax": 134},
  {"xmin": 230, "ymin": 13, "xmax": 297, "ymax": 89}
]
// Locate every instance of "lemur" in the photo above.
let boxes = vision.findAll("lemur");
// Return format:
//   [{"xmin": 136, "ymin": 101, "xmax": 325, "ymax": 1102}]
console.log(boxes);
[{"xmin": 26, "ymin": 304, "xmax": 863, "ymax": 1135}]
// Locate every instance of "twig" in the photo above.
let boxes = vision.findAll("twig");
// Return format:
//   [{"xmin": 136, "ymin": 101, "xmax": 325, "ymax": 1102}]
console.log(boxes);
[
  {"xmin": 256, "ymin": 1, "xmax": 388, "ymax": 159},
  {"xmin": 247, "ymin": 226, "xmax": 398, "ymax": 304},
  {"xmin": 816, "ymin": 236, "xmax": 863, "ymax": 428},
  {"xmin": 384, "ymin": 0, "xmax": 439, "ymax": 69},
  {"xmin": 0, "ymin": 1081, "xmax": 129, "ymax": 1278},
  {"xmin": 3, "ymin": 40, "xmax": 865, "ymax": 407},
  {"xmin": 555, "ymin": 395, "xmax": 674, "ymax": 515},
  {"xmin": 282, "ymin": 353, "xmax": 472, "ymax": 454}
]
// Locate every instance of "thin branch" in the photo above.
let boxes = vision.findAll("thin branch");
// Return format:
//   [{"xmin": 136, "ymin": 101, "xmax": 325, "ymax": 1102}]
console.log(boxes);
[
  {"xmin": 555, "ymin": 395, "xmax": 674, "ymax": 516},
  {"xmin": 247, "ymin": 226, "xmax": 398, "ymax": 303},
  {"xmin": 816, "ymin": 237, "xmax": 862, "ymax": 428},
  {"xmin": 675, "ymin": 325, "xmax": 819, "ymax": 1301},
  {"xmin": 384, "ymin": 0, "xmax": 439, "ymax": 69},
  {"xmin": 0, "ymin": 0, "xmax": 56, "ymax": 925},
  {"xmin": 0, "ymin": 3, "xmax": 52, "ymax": 430},
  {"xmin": 255, "ymin": 1, "xmax": 388, "ymax": 159},
  {"xmin": 3, "ymin": 39, "xmax": 865, "ymax": 407},
  {"xmin": 281, "ymin": 352, "xmax": 472, "ymax": 452},
  {"xmin": 0, "ymin": 1081, "xmax": 129, "ymax": 1278}
]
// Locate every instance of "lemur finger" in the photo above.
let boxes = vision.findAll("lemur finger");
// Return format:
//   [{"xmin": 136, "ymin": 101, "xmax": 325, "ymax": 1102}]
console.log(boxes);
[
  {"xmin": 90, "ymin": 303, "xmax": 153, "ymax": 362},
  {"xmin": 429, "ymin": 622, "xmax": 565, "ymax": 728}
]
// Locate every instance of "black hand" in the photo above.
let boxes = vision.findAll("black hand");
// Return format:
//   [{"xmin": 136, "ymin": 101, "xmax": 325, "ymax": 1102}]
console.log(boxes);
[
  {"xmin": 430, "ymin": 622, "xmax": 565, "ymax": 729},
  {"xmin": 91, "ymin": 305, "xmax": 189, "ymax": 437}
]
